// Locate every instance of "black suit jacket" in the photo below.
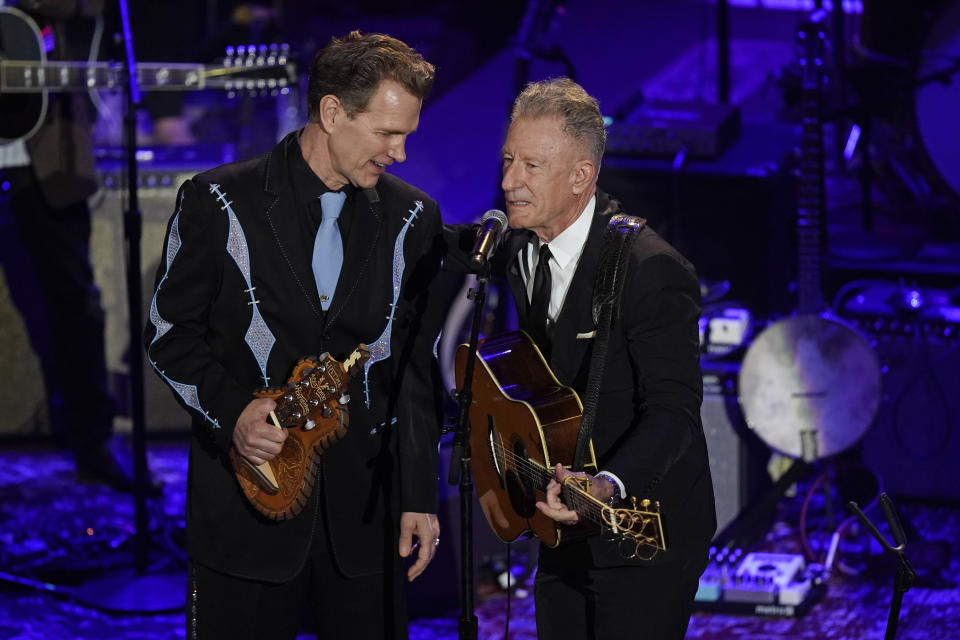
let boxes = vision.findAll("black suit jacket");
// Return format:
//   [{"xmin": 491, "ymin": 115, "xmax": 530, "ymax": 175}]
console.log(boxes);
[
  {"xmin": 145, "ymin": 131, "xmax": 445, "ymax": 582},
  {"xmin": 449, "ymin": 190, "xmax": 716, "ymax": 567}
]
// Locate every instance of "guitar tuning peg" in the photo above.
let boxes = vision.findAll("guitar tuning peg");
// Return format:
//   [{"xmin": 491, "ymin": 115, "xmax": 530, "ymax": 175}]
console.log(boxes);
[
  {"xmin": 339, "ymin": 394, "xmax": 350, "ymax": 405},
  {"xmin": 321, "ymin": 406, "xmax": 333, "ymax": 419}
]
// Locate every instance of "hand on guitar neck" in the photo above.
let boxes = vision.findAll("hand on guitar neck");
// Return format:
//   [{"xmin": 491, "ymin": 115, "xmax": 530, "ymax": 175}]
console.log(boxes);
[{"xmin": 536, "ymin": 463, "xmax": 616, "ymax": 525}]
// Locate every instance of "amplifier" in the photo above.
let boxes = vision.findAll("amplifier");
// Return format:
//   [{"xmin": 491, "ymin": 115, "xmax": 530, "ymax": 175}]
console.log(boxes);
[
  {"xmin": 701, "ymin": 361, "xmax": 771, "ymax": 536},
  {"xmin": 606, "ymin": 99, "xmax": 741, "ymax": 159},
  {"xmin": 90, "ymin": 159, "xmax": 219, "ymax": 432},
  {"xmin": 836, "ymin": 281, "xmax": 960, "ymax": 501}
]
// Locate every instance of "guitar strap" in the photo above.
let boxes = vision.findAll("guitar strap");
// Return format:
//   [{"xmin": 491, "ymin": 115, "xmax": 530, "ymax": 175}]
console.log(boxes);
[{"xmin": 572, "ymin": 212, "xmax": 646, "ymax": 471}]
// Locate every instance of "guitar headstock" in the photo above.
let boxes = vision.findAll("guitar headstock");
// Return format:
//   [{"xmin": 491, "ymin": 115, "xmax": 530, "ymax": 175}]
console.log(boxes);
[
  {"xmin": 215, "ymin": 43, "xmax": 297, "ymax": 97},
  {"xmin": 601, "ymin": 497, "xmax": 667, "ymax": 561},
  {"xmin": 562, "ymin": 476, "xmax": 667, "ymax": 561},
  {"xmin": 270, "ymin": 345, "xmax": 371, "ymax": 429}
]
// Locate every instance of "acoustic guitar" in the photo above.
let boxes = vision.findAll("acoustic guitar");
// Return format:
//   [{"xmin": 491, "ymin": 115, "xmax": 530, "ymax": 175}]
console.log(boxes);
[
  {"xmin": 0, "ymin": 5, "xmax": 296, "ymax": 143},
  {"xmin": 230, "ymin": 345, "xmax": 370, "ymax": 521},
  {"xmin": 455, "ymin": 331, "xmax": 666, "ymax": 559},
  {"xmin": 738, "ymin": 15, "xmax": 881, "ymax": 461}
]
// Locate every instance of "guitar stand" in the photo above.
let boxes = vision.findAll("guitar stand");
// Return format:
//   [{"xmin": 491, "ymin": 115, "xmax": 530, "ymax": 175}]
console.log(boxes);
[
  {"xmin": 447, "ymin": 266, "xmax": 491, "ymax": 640},
  {"xmin": 846, "ymin": 493, "xmax": 917, "ymax": 640}
]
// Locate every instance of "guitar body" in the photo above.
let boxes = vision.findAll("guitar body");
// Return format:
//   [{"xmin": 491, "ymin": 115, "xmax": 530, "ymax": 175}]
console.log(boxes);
[
  {"xmin": 0, "ymin": 7, "xmax": 46, "ymax": 143},
  {"xmin": 230, "ymin": 346, "xmax": 370, "ymax": 521},
  {"xmin": 455, "ymin": 331, "xmax": 598, "ymax": 547}
]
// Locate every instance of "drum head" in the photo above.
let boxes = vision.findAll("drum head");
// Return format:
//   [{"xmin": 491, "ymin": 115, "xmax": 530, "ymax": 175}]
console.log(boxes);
[
  {"xmin": 738, "ymin": 315, "xmax": 882, "ymax": 461},
  {"xmin": 915, "ymin": 1, "xmax": 960, "ymax": 200}
]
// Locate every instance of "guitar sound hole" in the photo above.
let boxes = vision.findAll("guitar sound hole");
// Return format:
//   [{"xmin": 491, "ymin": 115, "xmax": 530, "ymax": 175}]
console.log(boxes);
[{"xmin": 505, "ymin": 438, "xmax": 536, "ymax": 518}]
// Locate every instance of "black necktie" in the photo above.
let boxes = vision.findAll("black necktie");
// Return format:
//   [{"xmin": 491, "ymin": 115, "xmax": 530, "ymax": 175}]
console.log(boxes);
[{"xmin": 528, "ymin": 243, "xmax": 552, "ymax": 350}]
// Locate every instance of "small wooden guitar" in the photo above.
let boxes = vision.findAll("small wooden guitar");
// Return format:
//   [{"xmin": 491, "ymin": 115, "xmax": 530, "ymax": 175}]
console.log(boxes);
[
  {"xmin": 455, "ymin": 331, "xmax": 666, "ymax": 559},
  {"xmin": 0, "ymin": 6, "xmax": 297, "ymax": 143},
  {"xmin": 230, "ymin": 345, "xmax": 370, "ymax": 521}
]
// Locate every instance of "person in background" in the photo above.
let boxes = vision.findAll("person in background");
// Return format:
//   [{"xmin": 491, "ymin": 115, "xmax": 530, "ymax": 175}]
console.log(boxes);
[
  {"xmin": 144, "ymin": 31, "xmax": 446, "ymax": 639},
  {"xmin": 0, "ymin": 0, "xmax": 139, "ymax": 491}
]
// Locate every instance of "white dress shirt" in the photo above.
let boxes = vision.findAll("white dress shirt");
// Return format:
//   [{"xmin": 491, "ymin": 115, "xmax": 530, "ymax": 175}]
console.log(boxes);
[{"xmin": 520, "ymin": 194, "xmax": 596, "ymax": 327}]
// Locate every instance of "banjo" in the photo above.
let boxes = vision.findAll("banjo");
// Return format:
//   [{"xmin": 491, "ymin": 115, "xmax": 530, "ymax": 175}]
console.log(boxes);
[
  {"xmin": 0, "ymin": 5, "xmax": 296, "ymax": 143},
  {"xmin": 738, "ymin": 14, "xmax": 882, "ymax": 462}
]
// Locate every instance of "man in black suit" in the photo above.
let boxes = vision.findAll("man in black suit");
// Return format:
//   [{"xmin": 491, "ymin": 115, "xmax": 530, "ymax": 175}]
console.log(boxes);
[
  {"xmin": 451, "ymin": 78, "xmax": 715, "ymax": 639},
  {"xmin": 144, "ymin": 32, "xmax": 445, "ymax": 639}
]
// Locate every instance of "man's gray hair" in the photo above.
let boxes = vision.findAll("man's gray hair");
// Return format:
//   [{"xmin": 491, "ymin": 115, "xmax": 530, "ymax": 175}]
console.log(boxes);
[{"xmin": 510, "ymin": 77, "xmax": 606, "ymax": 162}]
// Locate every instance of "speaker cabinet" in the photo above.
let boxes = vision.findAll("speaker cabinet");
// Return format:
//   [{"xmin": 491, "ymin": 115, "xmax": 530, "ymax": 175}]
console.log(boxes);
[
  {"xmin": 599, "ymin": 121, "xmax": 797, "ymax": 315},
  {"xmin": 860, "ymin": 333, "xmax": 960, "ymax": 501},
  {"xmin": 701, "ymin": 362, "xmax": 771, "ymax": 535}
]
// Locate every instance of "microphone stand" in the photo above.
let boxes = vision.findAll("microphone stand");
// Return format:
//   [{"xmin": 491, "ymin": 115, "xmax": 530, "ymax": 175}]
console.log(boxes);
[
  {"xmin": 448, "ymin": 263, "xmax": 492, "ymax": 640},
  {"xmin": 74, "ymin": 0, "xmax": 183, "ymax": 612},
  {"xmin": 846, "ymin": 494, "xmax": 917, "ymax": 640}
]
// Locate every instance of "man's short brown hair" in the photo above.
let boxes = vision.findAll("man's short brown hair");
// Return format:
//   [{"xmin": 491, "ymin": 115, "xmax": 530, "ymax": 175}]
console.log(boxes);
[{"xmin": 307, "ymin": 31, "xmax": 435, "ymax": 120}]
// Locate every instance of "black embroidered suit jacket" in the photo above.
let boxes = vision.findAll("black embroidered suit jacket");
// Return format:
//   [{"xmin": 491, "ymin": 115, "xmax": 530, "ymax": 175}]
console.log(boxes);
[
  {"xmin": 145, "ymin": 131, "xmax": 445, "ymax": 582},
  {"xmin": 448, "ymin": 190, "xmax": 716, "ymax": 567}
]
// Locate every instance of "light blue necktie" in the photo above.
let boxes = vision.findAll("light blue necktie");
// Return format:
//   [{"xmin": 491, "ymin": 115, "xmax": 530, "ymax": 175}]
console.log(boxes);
[{"xmin": 312, "ymin": 191, "xmax": 347, "ymax": 310}]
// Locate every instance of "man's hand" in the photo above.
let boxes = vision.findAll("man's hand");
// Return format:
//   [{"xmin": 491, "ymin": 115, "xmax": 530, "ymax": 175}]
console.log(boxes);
[
  {"xmin": 398, "ymin": 511, "xmax": 440, "ymax": 582},
  {"xmin": 535, "ymin": 463, "xmax": 615, "ymax": 524},
  {"xmin": 232, "ymin": 397, "xmax": 286, "ymax": 465}
]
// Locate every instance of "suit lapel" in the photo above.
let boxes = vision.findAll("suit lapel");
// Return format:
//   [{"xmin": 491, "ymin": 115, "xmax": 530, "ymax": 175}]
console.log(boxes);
[
  {"xmin": 261, "ymin": 139, "xmax": 326, "ymax": 321},
  {"xmin": 504, "ymin": 230, "xmax": 534, "ymax": 318}
]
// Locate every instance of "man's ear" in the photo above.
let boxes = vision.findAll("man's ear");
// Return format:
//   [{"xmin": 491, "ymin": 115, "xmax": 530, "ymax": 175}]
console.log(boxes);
[
  {"xmin": 571, "ymin": 158, "xmax": 596, "ymax": 195},
  {"xmin": 318, "ymin": 94, "xmax": 342, "ymax": 132}
]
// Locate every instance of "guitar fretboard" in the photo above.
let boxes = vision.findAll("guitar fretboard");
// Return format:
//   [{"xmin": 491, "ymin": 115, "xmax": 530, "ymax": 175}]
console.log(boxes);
[{"xmin": 0, "ymin": 56, "xmax": 291, "ymax": 93}]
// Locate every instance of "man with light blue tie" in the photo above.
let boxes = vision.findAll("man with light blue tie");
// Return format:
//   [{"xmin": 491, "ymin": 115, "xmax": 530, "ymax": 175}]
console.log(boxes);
[{"xmin": 145, "ymin": 31, "xmax": 446, "ymax": 639}]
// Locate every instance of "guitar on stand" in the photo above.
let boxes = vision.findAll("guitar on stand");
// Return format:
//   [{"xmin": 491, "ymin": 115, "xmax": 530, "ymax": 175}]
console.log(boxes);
[
  {"xmin": 738, "ymin": 12, "xmax": 882, "ymax": 465},
  {"xmin": 695, "ymin": 16, "xmax": 884, "ymax": 615},
  {"xmin": 0, "ymin": 5, "xmax": 296, "ymax": 143}
]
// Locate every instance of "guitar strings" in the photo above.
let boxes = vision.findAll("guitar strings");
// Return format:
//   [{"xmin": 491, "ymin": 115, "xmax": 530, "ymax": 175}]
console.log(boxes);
[{"xmin": 489, "ymin": 439, "xmax": 660, "ymax": 548}]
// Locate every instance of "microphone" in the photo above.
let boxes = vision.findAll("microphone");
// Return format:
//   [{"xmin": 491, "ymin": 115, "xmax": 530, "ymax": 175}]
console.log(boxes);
[{"xmin": 469, "ymin": 209, "xmax": 507, "ymax": 271}]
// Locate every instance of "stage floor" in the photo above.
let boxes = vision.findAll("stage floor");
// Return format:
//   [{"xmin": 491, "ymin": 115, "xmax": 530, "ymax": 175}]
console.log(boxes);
[{"xmin": 0, "ymin": 438, "xmax": 957, "ymax": 640}]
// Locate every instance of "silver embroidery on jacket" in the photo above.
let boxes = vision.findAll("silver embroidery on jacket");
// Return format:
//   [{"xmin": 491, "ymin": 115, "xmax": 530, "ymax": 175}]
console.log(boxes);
[
  {"xmin": 211, "ymin": 183, "xmax": 277, "ymax": 386},
  {"xmin": 362, "ymin": 200, "xmax": 423, "ymax": 408},
  {"xmin": 147, "ymin": 190, "xmax": 220, "ymax": 429}
]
